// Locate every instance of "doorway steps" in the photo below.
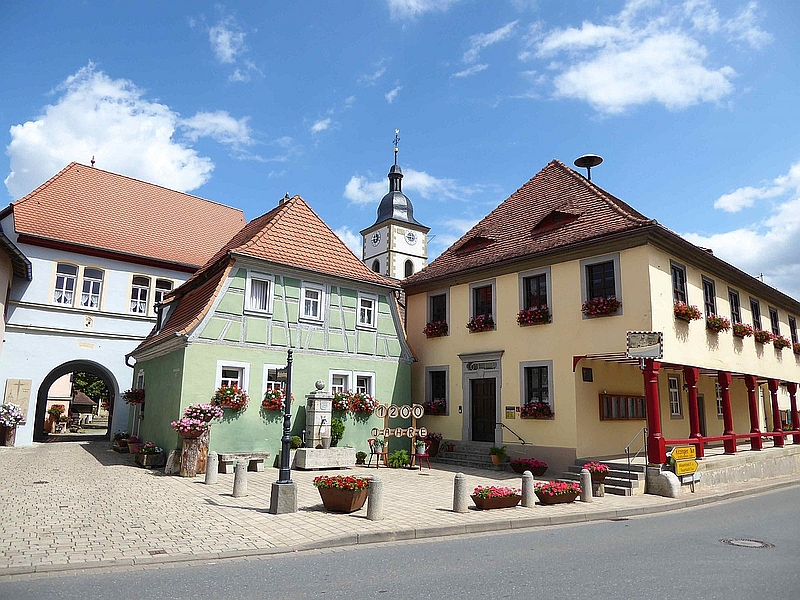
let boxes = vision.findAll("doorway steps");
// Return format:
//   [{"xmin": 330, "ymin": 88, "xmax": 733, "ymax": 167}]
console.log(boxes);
[
  {"xmin": 431, "ymin": 441, "xmax": 507, "ymax": 471},
  {"xmin": 558, "ymin": 459, "xmax": 646, "ymax": 496}
]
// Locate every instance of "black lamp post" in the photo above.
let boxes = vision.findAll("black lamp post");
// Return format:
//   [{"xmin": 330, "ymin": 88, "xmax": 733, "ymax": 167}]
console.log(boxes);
[{"xmin": 277, "ymin": 349, "xmax": 293, "ymax": 484}]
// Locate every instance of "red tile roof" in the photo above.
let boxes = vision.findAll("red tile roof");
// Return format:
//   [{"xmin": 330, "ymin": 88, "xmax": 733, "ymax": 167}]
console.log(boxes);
[
  {"xmin": 403, "ymin": 160, "xmax": 654, "ymax": 288},
  {"xmin": 132, "ymin": 195, "xmax": 397, "ymax": 355},
  {"xmin": 7, "ymin": 162, "xmax": 245, "ymax": 268}
]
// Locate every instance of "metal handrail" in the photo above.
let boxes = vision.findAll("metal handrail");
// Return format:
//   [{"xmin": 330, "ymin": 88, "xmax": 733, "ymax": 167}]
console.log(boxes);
[
  {"xmin": 625, "ymin": 426, "xmax": 647, "ymax": 474},
  {"xmin": 497, "ymin": 422, "xmax": 527, "ymax": 445}
]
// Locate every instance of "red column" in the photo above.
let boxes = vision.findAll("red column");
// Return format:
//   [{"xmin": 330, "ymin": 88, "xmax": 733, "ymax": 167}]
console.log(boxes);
[
  {"xmin": 683, "ymin": 366, "xmax": 704, "ymax": 458},
  {"xmin": 787, "ymin": 382, "xmax": 800, "ymax": 445},
  {"xmin": 644, "ymin": 360, "xmax": 666, "ymax": 464},
  {"xmin": 745, "ymin": 375, "xmax": 763, "ymax": 451},
  {"xmin": 718, "ymin": 371, "xmax": 736, "ymax": 454},
  {"xmin": 768, "ymin": 379, "xmax": 784, "ymax": 447}
]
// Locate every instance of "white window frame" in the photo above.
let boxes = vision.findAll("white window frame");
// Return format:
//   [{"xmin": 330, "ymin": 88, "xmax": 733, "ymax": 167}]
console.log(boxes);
[
  {"xmin": 425, "ymin": 366, "xmax": 449, "ymax": 415},
  {"xmin": 130, "ymin": 275, "xmax": 151, "ymax": 315},
  {"xmin": 154, "ymin": 279, "xmax": 174, "ymax": 306},
  {"xmin": 262, "ymin": 363, "xmax": 285, "ymax": 396},
  {"xmin": 300, "ymin": 282, "xmax": 325, "ymax": 322},
  {"xmin": 580, "ymin": 253, "xmax": 622, "ymax": 316},
  {"xmin": 216, "ymin": 360, "xmax": 250, "ymax": 393},
  {"xmin": 80, "ymin": 267, "xmax": 104, "ymax": 309},
  {"xmin": 354, "ymin": 372, "xmax": 375, "ymax": 396},
  {"xmin": 357, "ymin": 293, "xmax": 377, "ymax": 329},
  {"xmin": 245, "ymin": 271, "xmax": 275, "ymax": 315},
  {"xmin": 329, "ymin": 370, "xmax": 350, "ymax": 394},
  {"xmin": 53, "ymin": 263, "xmax": 78, "ymax": 306},
  {"xmin": 668, "ymin": 376, "xmax": 683, "ymax": 418},
  {"xmin": 519, "ymin": 360, "xmax": 554, "ymax": 412}
]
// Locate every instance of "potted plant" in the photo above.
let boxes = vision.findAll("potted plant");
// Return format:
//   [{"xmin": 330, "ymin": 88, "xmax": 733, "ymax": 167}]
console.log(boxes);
[
  {"xmin": 211, "ymin": 384, "xmax": 249, "ymax": 412},
  {"xmin": 0, "ymin": 402, "xmax": 24, "ymax": 446},
  {"xmin": 183, "ymin": 403, "xmax": 224, "ymax": 422},
  {"xmin": 127, "ymin": 435, "xmax": 142, "ymax": 454},
  {"xmin": 793, "ymin": 342, "xmax": 800, "ymax": 355},
  {"xmin": 520, "ymin": 401, "xmax": 554, "ymax": 420},
  {"xmin": 122, "ymin": 388, "xmax": 145, "ymax": 405},
  {"xmin": 330, "ymin": 417, "xmax": 345, "ymax": 447},
  {"xmin": 673, "ymin": 301, "xmax": 703, "ymax": 322},
  {"xmin": 443, "ymin": 441, "xmax": 455, "ymax": 452},
  {"xmin": 773, "ymin": 335, "xmax": 791, "ymax": 350},
  {"xmin": 414, "ymin": 439, "xmax": 427, "ymax": 455},
  {"xmin": 584, "ymin": 461, "xmax": 610, "ymax": 483},
  {"xmin": 534, "ymin": 481, "xmax": 581, "ymax": 505},
  {"xmin": 349, "ymin": 392, "xmax": 378, "ymax": 416},
  {"xmin": 706, "ymin": 314, "xmax": 731, "ymax": 333},
  {"xmin": 471, "ymin": 485, "xmax": 522, "ymax": 510},
  {"xmin": 355, "ymin": 451, "xmax": 367, "ymax": 465},
  {"xmin": 581, "ymin": 296, "xmax": 620, "ymax": 317},
  {"xmin": 517, "ymin": 305, "xmax": 551, "ymax": 326},
  {"xmin": 509, "ymin": 457, "xmax": 548, "ymax": 476},
  {"xmin": 261, "ymin": 388, "xmax": 288, "ymax": 412},
  {"xmin": 733, "ymin": 323, "xmax": 754, "ymax": 338},
  {"xmin": 170, "ymin": 417, "xmax": 209, "ymax": 438},
  {"xmin": 423, "ymin": 398, "xmax": 447, "ymax": 416},
  {"xmin": 47, "ymin": 404, "xmax": 66, "ymax": 429},
  {"xmin": 112, "ymin": 430, "xmax": 130, "ymax": 452},
  {"xmin": 466, "ymin": 313, "xmax": 494, "ymax": 333},
  {"xmin": 135, "ymin": 441, "xmax": 166, "ymax": 468},
  {"xmin": 489, "ymin": 445, "xmax": 507, "ymax": 465},
  {"xmin": 313, "ymin": 474, "xmax": 371, "ymax": 513},
  {"xmin": 423, "ymin": 320, "xmax": 449, "ymax": 338},
  {"xmin": 423, "ymin": 431, "xmax": 442, "ymax": 457},
  {"xmin": 753, "ymin": 329, "xmax": 773, "ymax": 345},
  {"xmin": 371, "ymin": 437, "xmax": 385, "ymax": 453}
]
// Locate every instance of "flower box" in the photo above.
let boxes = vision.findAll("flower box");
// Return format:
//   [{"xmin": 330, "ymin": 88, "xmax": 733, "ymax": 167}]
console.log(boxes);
[
  {"xmin": 517, "ymin": 306, "xmax": 551, "ymax": 326},
  {"xmin": 706, "ymin": 315, "xmax": 730, "ymax": 333},
  {"xmin": 471, "ymin": 495, "xmax": 521, "ymax": 510},
  {"xmin": 773, "ymin": 335, "xmax": 791, "ymax": 350},
  {"xmin": 466, "ymin": 314, "xmax": 494, "ymax": 333},
  {"xmin": 122, "ymin": 388, "xmax": 145, "ymax": 405},
  {"xmin": 520, "ymin": 401, "xmax": 554, "ymax": 420},
  {"xmin": 732, "ymin": 323, "xmax": 754, "ymax": 338},
  {"xmin": 584, "ymin": 461, "xmax": 609, "ymax": 483},
  {"xmin": 423, "ymin": 398, "xmax": 446, "ymax": 416},
  {"xmin": 535, "ymin": 490, "xmax": 579, "ymax": 505},
  {"xmin": 510, "ymin": 459, "xmax": 548, "ymax": 476},
  {"xmin": 262, "ymin": 389, "xmax": 289, "ymax": 412},
  {"xmin": 753, "ymin": 329, "xmax": 773, "ymax": 344},
  {"xmin": 423, "ymin": 320, "xmax": 449, "ymax": 338},
  {"xmin": 313, "ymin": 475, "xmax": 371, "ymax": 513},
  {"xmin": 534, "ymin": 481, "xmax": 581, "ymax": 505},
  {"xmin": 581, "ymin": 296, "xmax": 620, "ymax": 318},
  {"xmin": 793, "ymin": 343, "xmax": 800, "ymax": 355},
  {"xmin": 673, "ymin": 301, "xmax": 702, "ymax": 322},
  {"xmin": 212, "ymin": 384, "xmax": 249, "ymax": 412},
  {"xmin": 135, "ymin": 452, "xmax": 166, "ymax": 469}
]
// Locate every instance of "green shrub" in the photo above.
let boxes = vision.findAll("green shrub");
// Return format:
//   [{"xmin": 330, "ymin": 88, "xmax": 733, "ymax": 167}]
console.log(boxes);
[
  {"xmin": 387, "ymin": 449, "xmax": 410, "ymax": 468},
  {"xmin": 331, "ymin": 417, "xmax": 345, "ymax": 447},
  {"xmin": 290, "ymin": 435, "xmax": 302, "ymax": 449}
]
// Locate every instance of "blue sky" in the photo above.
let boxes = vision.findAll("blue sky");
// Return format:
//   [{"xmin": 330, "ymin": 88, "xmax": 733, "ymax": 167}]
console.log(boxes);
[{"xmin": 3, "ymin": 1, "xmax": 800, "ymax": 297}]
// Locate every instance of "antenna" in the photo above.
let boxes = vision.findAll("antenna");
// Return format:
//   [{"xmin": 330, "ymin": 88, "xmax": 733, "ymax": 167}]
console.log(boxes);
[
  {"xmin": 573, "ymin": 154, "xmax": 603, "ymax": 181},
  {"xmin": 393, "ymin": 129, "xmax": 400, "ymax": 165}
]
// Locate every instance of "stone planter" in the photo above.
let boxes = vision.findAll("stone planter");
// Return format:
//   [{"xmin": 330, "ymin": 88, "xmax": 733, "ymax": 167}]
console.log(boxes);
[
  {"xmin": 535, "ymin": 491, "xmax": 579, "ymax": 505},
  {"xmin": 317, "ymin": 487, "xmax": 368, "ymax": 513},
  {"xmin": 471, "ymin": 495, "xmax": 521, "ymax": 510}
]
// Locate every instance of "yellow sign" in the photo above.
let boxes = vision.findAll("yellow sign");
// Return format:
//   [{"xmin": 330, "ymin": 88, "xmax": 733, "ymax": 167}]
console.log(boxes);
[
  {"xmin": 671, "ymin": 446, "xmax": 696, "ymax": 460},
  {"xmin": 674, "ymin": 459, "xmax": 698, "ymax": 476}
]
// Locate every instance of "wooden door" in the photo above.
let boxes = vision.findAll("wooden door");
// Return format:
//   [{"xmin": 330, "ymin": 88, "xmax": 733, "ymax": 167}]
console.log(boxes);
[{"xmin": 471, "ymin": 378, "xmax": 496, "ymax": 442}]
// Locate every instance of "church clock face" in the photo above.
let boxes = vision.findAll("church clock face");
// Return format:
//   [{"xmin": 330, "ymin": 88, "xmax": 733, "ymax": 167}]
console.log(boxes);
[
  {"xmin": 405, "ymin": 231, "xmax": 417, "ymax": 245},
  {"xmin": 371, "ymin": 232, "xmax": 381, "ymax": 246}
]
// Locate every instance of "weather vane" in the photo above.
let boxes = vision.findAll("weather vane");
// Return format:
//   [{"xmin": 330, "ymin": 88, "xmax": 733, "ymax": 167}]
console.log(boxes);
[{"xmin": 393, "ymin": 129, "xmax": 400, "ymax": 165}]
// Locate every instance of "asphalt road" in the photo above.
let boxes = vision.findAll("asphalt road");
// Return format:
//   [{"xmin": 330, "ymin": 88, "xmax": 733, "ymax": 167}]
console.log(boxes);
[{"xmin": 4, "ymin": 484, "xmax": 799, "ymax": 599}]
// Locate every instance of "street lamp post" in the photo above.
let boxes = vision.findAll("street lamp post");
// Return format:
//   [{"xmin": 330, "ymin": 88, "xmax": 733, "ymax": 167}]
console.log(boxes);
[{"xmin": 268, "ymin": 349, "xmax": 297, "ymax": 514}]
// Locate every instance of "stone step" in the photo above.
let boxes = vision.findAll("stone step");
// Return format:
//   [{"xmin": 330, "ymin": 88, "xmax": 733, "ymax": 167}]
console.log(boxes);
[{"xmin": 566, "ymin": 466, "xmax": 646, "ymax": 481}]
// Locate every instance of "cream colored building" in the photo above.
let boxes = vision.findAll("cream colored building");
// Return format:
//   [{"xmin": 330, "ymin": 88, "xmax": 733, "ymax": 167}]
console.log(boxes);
[{"xmin": 403, "ymin": 160, "xmax": 800, "ymax": 471}]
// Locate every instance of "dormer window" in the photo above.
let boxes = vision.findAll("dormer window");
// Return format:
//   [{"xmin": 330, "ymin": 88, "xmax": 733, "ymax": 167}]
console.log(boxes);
[
  {"xmin": 454, "ymin": 236, "xmax": 495, "ymax": 255},
  {"xmin": 532, "ymin": 210, "xmax": 580, "ymax": 234}
]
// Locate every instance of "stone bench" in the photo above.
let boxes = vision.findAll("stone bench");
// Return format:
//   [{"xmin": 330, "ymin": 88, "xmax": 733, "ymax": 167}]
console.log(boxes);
[{"xmin": 218, "ymin": 452, "xmax": 271, "ymax": 474}]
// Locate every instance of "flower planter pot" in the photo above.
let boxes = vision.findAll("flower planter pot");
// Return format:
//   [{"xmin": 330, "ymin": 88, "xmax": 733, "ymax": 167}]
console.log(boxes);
[
  {"xmin": 128, "ymin": 442, "xmax": 141, "ymax": 454},
  {"xmin": 317, "ymin": 487, "xmax": 369, "ymax": 513},
  {"xmin": 590, "ymin": 471, "xmax": 608, "ymax": 483},
  {"xmin": 135, "ymin": 452, "xmax": 166, "ymax": 469},
  {"xmin": 490, "ymin": 455, "xmax": 503, "ymax": 465},
  {"xmin": 510, "ymin": 462, "xmax": 547, "ymax": 476},
  {"xmin": 471, "ymin": 495, "xmax": 521, "ymax": 510},
  {"xmin": 535, "ymin": 491, "xmax": 579, "ymax": 505},
  {"xmin": 426, "ymin": 439, "xmax": 440, "ymax": 457},
  {"xmin": 0, "ymin": 425, "xmax": 16, "ymax": 447}
]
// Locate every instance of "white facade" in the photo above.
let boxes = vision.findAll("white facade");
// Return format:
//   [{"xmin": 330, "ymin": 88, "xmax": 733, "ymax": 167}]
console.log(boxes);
[{"xmin": 362, "ymin": 222, "xmax": 428, "ymax": 280}]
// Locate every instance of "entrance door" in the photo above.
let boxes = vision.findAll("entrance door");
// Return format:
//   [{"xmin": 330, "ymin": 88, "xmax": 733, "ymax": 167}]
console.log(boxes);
[
  {"xmin": 697, "ymin": 394, "xmax": 707, "ymax": 437},
  {"xmin": 471, "ymin": 378, "xmax": 496, "ymax": 442}
]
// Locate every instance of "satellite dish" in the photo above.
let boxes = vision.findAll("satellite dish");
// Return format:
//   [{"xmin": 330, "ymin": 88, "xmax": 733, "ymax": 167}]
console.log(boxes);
[{"xmin": 573, "ymin": 154, "xmax": 603, "ymax": 181}]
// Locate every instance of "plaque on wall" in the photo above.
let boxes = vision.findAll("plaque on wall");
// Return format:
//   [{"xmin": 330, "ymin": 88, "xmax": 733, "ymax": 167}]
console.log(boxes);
[{"xmin": 4, "ymin": 379, "xmax": 32, "ymax": 423}]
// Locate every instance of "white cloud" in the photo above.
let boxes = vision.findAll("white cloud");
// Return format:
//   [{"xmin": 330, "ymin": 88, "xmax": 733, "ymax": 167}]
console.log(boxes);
[
  {"xmin": 386, "ymin": 0, "xmax": 460, "ymax": 20},
  {"xmin": 523, "ymin": 0, "xmax": 771, "ymax": 114},
  {"xmin": 334, "ymin": 226, "xmax": 363, "ymax": 257},
  {"xmin": 714, "ymin": 161, "xmax": 800, "ymax": 212},
  {"xmin": 452, "ymin": 64, "xmax": 489, "ymax": 78},
  {"xmin": 358, "ymin": 63, "xmax": 387, "ymax": 86},
  {"xmin": 343, "ymin": 168, "xmax": 472, "ymax": 205},
  {"xmin": 209, "ymin": 17, "xmax": 246, "ymax": 64},
  {"xmin": 385, "ymin": 85, "xmax": 402, "ymax": 104},
  {"xmin": 3, "ymin": 64, "xmax": 253, "ymax": 199},
  {"xmin": 310, "ymin": 118, "xmax": 332, "ymax": 134},
  {"xmin": 463, "ymin": 21, "xmax": 519, "ymax": 64},
  {"xmin": 344, "ymin": 175, "xmax": 387, "ymax": 205}
]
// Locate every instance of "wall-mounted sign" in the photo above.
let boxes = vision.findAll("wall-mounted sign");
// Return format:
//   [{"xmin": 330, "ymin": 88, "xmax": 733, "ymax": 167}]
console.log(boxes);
[
  {"xmin": 371, "ymin": 403, "xmax": 426, "ymax": 439},
  {"xmin": 626, "ymin": 331, "xmax": 663, "ymax": 359}
]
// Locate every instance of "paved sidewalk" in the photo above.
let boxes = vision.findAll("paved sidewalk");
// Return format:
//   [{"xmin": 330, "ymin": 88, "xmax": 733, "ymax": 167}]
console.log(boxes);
[{"xmin": 1, "ymin": 441, "xmax": 797, "ymax": 579}]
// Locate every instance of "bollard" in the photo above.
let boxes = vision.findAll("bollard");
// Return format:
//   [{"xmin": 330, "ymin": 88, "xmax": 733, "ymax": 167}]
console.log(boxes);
[
  {"xmin": 521, "ymin": 471, "xmax": 535, "ymax": 507},
  {"xmin": 205, "ymin": 452, "xmax": 218, "ymax": 485},
  {"xmin": 232, "ymin": 459, "xmax": 248, "ymax": 497},
  {"xmin": 367, "ymin": 475, "xmax": 384, "ymax": 521},
  {"xmin": 580, "ymin": 468, "xmax": 593, "ymax": 502},
  {"xmin": 453, "ymin": 472, "xmax": 469, "ymax": 513}
]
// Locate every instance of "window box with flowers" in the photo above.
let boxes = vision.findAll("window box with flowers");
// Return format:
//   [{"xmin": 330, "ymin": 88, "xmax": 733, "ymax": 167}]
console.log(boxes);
[
  {"xmin": 753, "ymin": 329, "xmax": 773, "ymax": 345},
  {"xmin": 423, "ymin": 397, "xmax": 446, "ymax": 416},
  {"xmin": 331, "ymin": 391, "xmax": 351, "ymax": 413},
  {"xmin": 349, "ymin": 392, "xmax": 378, "ymax": 416},
  {"xmin": 423, "ymin": 320, "xmax": 449, "ymax": 338},
  {"xmin": 466, "ymin": 314, "xmax": 494, "ymax": 333},
  {"xmin": 517, "ymin": 306, "xmax": 551, "ymax": 326},
  {"xmin": 581, "ymin": 296, "xmax": 621, "ymax": 318},
  {"xmin": 706, "ymin": 315, "xmax": 730, "ymax": 333},
  {"xmin": 673, "ymin": 301, "xmax": 702, "ymax": 322},
  {"xmin": 773, "ymin": 335, "xmax": 791, "ymax": 350},
  {"xmin": 733, "ymin": 323, "xmax": 754, "ymax": 338},
  {"xmin": 793, "ymin": 343, "xmax": 800, "ymax": 355},
  {"xmin": 122, "ymin": 388, "xmax": 145, "ymax": 405},
  {"xmin": 520, "ymin": 401, "xmax": 554, "ymax": 420},
  {"xmin": 212, "ymin": 384, "xmax": 249, "ymax": 412},
  {"xmin": 262, "ymin": 388, "xmax": 291, "ymax": 412}
]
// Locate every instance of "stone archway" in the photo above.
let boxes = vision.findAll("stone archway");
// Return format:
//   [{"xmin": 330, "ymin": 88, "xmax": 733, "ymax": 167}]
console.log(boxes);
[{"xmin": 33, "ymin": 360, "xmax": 119, "ymax": 443}]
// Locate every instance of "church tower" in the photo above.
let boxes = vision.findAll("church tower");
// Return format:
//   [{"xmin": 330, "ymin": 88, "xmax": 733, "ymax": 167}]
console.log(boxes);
[{"xmin": 360, "ymin": 131, "xmax": 429, "ymax": 280}]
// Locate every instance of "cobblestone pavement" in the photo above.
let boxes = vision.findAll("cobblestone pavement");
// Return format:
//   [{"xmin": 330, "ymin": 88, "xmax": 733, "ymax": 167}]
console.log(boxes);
[{"xmin": 1, "ymin": 441, "xmax": 797, "ymax": 579}]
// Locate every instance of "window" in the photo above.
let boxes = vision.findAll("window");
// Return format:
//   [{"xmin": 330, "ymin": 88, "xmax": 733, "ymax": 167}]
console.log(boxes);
[
  {"xmin": 358, "ymin": 294, "xmax": 376, "ymax": 328},
  {"xmin": 330, "ymin": 372, "xmax": 349, "ymax": 394},
  {"xmin": 130, "ymin": 276, "xmax": 150, "ymax": 314},
  {"xmin": 599, "ymin": 394, "xmax": 646, "ymax": 420},
  {"xmin": 523, "ymin": 273, "xmax": 548, "ymax": 309},
  {"xmin": 429, "ymin": 293, "xmax": 447, "ymax": 323},
  {"xmin": 715, "ymin": 383, "xmax": 724, "ymax": 418},
  {"xmin": 80, "ymin": 268, "xmax": 103, "ymax": 308},
  {"xmin": 769, "ymin": 307, "xmax": 780, "ymax": 336},
  {"xmin": 220, "ymin": 367, "xmax": 243, "ymax": 389},
  {"xmin": 750, "ymin": 298, "xmax": 762, "ymax": 330},
  {"xmin": 702, "ymin": 277, "xmax": 716, "ymax": 317},
  {"xmin": 246, "ymin": 272, "xmax": 273, "ymax": 313},
  {"xmin": 154, "ymin": 279, "xmax": 173, "ymax": 305},
  {"xmin": 404, "ymin": 260, "xmax": 414, "ymax": 277},
  {"xmin": 729, "ymin": 289, "xmax": 741, "ymax": 323},
  {"xmin": 54, "ymin": 263, "xmax": 78, "ymax": 306},
  {"xmin": 520, "ymin": 361, "xmax": 554, "ymax": 417},
  {"xmin": 668, "ymin": 376, "xmax": 682, "ymax": 418},
  {"xmin": 263, "ymin": 364, "xmax": 285, "ymax": 394},
  {"xmin": 425, "ymin": 367, "xmax": 448, "ymax": 415},
  {"xmin": 216, "ymin": 360, "xmax": 249, "ymax": 393},
  {"xmin": 301, "ymin": 283, "xmax": 324, "ymax": 321},
  {"xmin": 789, "ymin": 316, "xmax": 798, "ymax": 344},
  {"xmin": 371, "ymin": 260, "xmax": 380, "ymax": 273},
  {"xmin": 355, "ymin": 374, "xmax": 374, "ymax": 396},
  {"xmin": 587, "ymin": 261, "xmax": 616, "ymax": 300},
  {"xmin": 472, "ymin": 283, "xmax": 493, "ymax": 318},
  {"xmin": 671, "ymin": 263, "xmax": 687, "ymax": 303}
]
